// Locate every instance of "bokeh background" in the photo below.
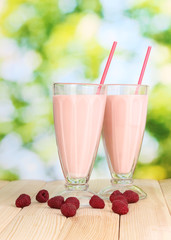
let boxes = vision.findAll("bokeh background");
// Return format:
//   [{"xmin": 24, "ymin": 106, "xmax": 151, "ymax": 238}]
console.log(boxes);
[{"xmin": 0, "ymin": 0, "xmax": 171, "ymax": 181}]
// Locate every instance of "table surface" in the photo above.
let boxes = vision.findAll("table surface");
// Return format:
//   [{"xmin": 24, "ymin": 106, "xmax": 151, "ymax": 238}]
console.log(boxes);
[{"xmin": 0, "ymin": 179, "xmax": 170, "ymax": 240}]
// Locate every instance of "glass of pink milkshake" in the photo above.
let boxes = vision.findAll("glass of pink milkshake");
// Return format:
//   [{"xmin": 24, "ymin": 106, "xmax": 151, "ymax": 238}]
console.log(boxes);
[
  {"xmin": 99, "ymin": 84, "xmax": 148, "ymax": 199},
  {"xmin": 53, "ymin": 83, "xmax": 107, "ymax": 203}
]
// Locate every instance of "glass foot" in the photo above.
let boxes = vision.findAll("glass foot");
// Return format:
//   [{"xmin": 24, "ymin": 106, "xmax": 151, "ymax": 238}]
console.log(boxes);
[
  {"xmin": 58, "ymin": 189, "xmax": 95, "ymax": 207},
  {"xmin": 99, "ymin": 184, "xmax": 147, "ymax": 200}
]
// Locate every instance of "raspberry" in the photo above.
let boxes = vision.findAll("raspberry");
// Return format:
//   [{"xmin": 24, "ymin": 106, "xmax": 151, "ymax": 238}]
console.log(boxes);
[
  {"xmin": 111, "ymin": 195, "xmax": 128, "ymax": 205},
  {"xmin": 15, "ymin": 194, "xmax": 31, "ymax": 208},
  {"xmin": 48, "ymin": 196, "xmax": 64, "ymax": 209},
  {"xmin": 36, "ymin": 189, "xmax": 49, "ymax": 203},
  {"xmin": 123, "ymin": 190, "xmax": 139, "ymax": 203},
  {"xmin": 61, "ymin": 203, "xmax": 77, "ymax": 217},
  {"xmin": 110, "ymin": 190, "xmax": 122, "ymax": 202},
  {"xmin": 65, "ymin": 197, "xmax": 80, "ymax": 209},
  {"xmin": 112, "ymin": 200, "xmax": 129, "ymax": 215},
  {"xmin": 89, "ymin": 195, "xmax": 105, "ymax": 209}
]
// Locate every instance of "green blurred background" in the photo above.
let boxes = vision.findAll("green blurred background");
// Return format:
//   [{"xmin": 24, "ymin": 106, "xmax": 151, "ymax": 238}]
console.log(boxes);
[{"xmin": 0, "ymin": 0, "xmax": 170, "ymax": 181}]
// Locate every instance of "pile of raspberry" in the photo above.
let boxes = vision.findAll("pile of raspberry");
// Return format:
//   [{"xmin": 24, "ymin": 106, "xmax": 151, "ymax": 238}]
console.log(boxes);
[
  {"xmin": 88, "ymin": 190, "xmax": 139, "ymax": 215},
  {"xmin": 15, "ymin": 189, "xmax": 139, "ymax": 217},
  {"xmin": 109, "ymin": 190, "xmax": 139, "ymax": 215},
  {"xmin": 15, "ymin": 189, "xmax": 80, "ymax": 217}
]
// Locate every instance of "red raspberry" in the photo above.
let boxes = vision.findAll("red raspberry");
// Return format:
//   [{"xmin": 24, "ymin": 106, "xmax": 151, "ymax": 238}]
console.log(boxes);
[
  {"xmin": 36, "ymin": 189, "xmax": 49, "ymax": 203},
  {"xmin": 61, "ymin": 203, "xmax": 77, "ymax": 217},
  {"xmin": 111, "ymin": 195, "xmax": 128, "ymax": 205},
  {"xmin": 112, "ymin": 200, "xmax": 129, "ymax": 215},
  {"xmin": 123, "ymin": 190, "xmax": 139, "ymax": 203},
  {"xmin": 65, "ymin": 197, "xmax": 80, "ymax": 209},
  {"xmin": 89, "ymin": 195, "xmax": 105, "ymax": 209},
  {"xmin": 15, "ymin": 194, "xmax": 31, "ymax": 208},
  {"xmin": 110, "ymin": 190, "xmax": 122, "ymax": 202},
  {"xmin": 48, "ymin": 196, "xmax": 64, "ymax": 209}
]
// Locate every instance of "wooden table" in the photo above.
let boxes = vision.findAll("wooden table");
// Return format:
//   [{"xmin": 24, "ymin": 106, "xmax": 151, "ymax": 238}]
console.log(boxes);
[{"xmin": 0, "ymin": 179, "xmax": 170, "ymax": 240}]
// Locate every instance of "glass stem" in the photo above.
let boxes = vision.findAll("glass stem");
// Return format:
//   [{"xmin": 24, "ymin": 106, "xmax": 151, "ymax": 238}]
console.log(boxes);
[
  {"xmin": 65, "ymin": 183, "xmax": 89, "ymax": 191},
  {"xmin": 111, "ymin": 178, "xmax": 133, "ymax": 185}
]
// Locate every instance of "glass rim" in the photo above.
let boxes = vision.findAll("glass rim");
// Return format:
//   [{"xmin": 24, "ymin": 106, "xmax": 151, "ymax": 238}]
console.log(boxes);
[
  {"xmin": 105, "ymin": 84, "xmax": 149, "ymax": 87},
  {"xmin": 53, "ymin": 82, "xmax": 106, "ymax": 87}
]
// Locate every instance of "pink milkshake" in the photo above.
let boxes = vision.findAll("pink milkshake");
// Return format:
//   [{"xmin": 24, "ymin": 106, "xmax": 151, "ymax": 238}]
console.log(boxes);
[
  {"xmin": 99, "ymin": 84, "xmax": 148, "ymax": 200},
  {"xmin": 103, "ymin": 95, "xmax": 148, "ymax": 176},
  {"xmin": 53, "ymin": 94, "xmax": 106, "ymax": 181}
]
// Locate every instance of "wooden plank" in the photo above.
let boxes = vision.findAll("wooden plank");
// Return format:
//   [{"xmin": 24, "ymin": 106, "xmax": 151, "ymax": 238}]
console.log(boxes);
[
  {"xmin": 14, "ymin": 180, "xmax": 65, "ymax": 217},
  {"xmin": 159, "ymin": 179, "xmax": 171, "ymax": 214},
  {"xmin": 120, "ymin": 179, "xmax": 171, "ymax": 240},
  {"xmin": 0, "ymin": 180, "xmax": 67, "ymax": 240},
  {"xmin": 0, "ymin": 180, "xmax": 45, "ymax": 234},
  {"xmin": 0, "ymin": 181, "xmax": 9, "ymax": 189},
  {"xmin": 2, "ymin": 179, "xmax": 170, "ymax": 240},
  {"xmin": 0, "ymin": 180, "xmax": 45, "ymax": 205},
  {"xmin": 56, "ymin": 179, "xmax": 119, "ymax": 240},
  {"xmin": 57, "ymin": 209, "xmax": 119, "ymax": 240},
  {"xmin": 0, "ymin": 179, "xmax": 119, "ymax": 240},
  {"xmin": 0, "ymin": 206, "xmax": 118, "ymax": 240},
  {"xmin": 89, "ymin": 179, "xmax": 111, "ymax": 193},
  {"xmin": 0, "ymin": 215, "xmax": 66, "ymax": 240}
]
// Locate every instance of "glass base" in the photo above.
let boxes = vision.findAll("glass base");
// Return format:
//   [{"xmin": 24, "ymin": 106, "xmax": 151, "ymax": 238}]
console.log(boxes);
[
  {"xmin": 59, "ymin": 183, "xmax": 95, "ymax": 207},
  {"xmin": 99, "ymin": 180, "xmax": 147, "ymax": 200}
]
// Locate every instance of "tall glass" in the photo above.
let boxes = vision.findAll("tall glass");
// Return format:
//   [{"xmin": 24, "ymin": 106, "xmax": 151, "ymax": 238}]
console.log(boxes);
[
  {"xmin": 53, "ymin": 83, "xmax": 107, "ymax": 203},
  {"xmin": 99, "ymin": 84, "xmax": 148, "ymax": 199}
]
